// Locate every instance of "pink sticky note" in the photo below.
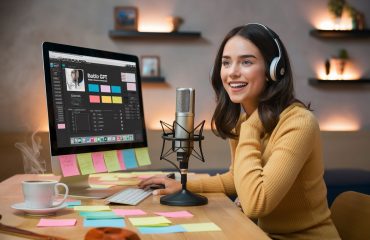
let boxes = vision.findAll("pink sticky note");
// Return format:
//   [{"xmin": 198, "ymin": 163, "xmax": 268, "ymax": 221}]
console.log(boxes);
[
  {"xmin": 92, "ymin": 152, "xmax": 107, "ymax": 173},
  {"xmin": 117, "ymin": 150, "xmax": 126, "ymax": 170},
  {"xmin": 127, "ymin": 82, "xmax": 136, "ymax": 91},
  {"xmin": 113, "ymin": 209, "xmax": 147, "ymax": 216},
  {"xmin": 37, "ymin": 219, "xmax": 77, "ymax": 227},
  {"xmin": 154, "ymin": 211, "xmax": 193, "ymax": 218},
  {"xmin": 58, "ymin": 155, "xmax": 80, "ymax": 177}
]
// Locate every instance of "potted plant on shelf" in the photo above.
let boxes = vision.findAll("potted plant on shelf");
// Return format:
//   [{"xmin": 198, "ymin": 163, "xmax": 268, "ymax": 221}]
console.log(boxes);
[
  {"xmin": 338, "ymin": 49, "xmax": 349, "ymax": 77},
  {"xmin": 328, "ymin": 0, "xmax": 346, "ymax": 29}
]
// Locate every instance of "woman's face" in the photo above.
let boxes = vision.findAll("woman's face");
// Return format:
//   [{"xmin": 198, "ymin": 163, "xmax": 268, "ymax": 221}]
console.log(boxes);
[{"xmin": 220, "ymin": 35, "xmax": 266, "ymax": 112}]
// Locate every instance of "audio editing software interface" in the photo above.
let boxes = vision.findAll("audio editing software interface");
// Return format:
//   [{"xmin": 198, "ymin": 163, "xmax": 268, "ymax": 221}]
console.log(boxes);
[{"xmin": 48, "ymin": 51, "xmax": 145, "ymax": 148}]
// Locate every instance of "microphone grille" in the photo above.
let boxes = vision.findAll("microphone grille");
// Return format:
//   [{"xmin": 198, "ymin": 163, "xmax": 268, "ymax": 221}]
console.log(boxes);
[{"xmin": 176, "ymin": 88, "xmax": 194, "ymax": 113}]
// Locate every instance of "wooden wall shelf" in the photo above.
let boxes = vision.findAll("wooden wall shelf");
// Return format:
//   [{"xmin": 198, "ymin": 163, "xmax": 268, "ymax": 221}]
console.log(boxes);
[
  {"xmin": 109, "ymin": 30, "xmax": 201, "ymax": 39},
  {"xmin": 309, "ymin": 78, "xmax": 370, "ymax": 85},
  {"xmin": 142, "ymin": 76, "xmax": 165, "ymax": 83},
  {"xmin": 310, "ymin": 29, "xmax": 370, "ymax": 38}
]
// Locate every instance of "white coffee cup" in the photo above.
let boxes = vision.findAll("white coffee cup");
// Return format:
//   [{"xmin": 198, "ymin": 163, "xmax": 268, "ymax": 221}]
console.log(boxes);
[{"xmin": 22, "ymin": 180, "xmax": 69, "ymax": 209}]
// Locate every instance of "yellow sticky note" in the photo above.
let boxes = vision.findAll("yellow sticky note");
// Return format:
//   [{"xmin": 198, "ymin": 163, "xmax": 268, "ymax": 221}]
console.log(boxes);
[
  {"xmin": 74, "ymin": 206, "xmax": 111, "ymax": 211},
  {"xmin": 101, "ymin": 96, "xmax": 112, "ymax": 103},
  {"xmin": 129, "ymin": 216, "xmax": 171, "ymax": 227},
  {"xmin": 89, "ymin": 184, "xmax": 113, "ymax": 189},
  {"xmin": 112, "ymin": 96, "xmax": 122, "ymax": 104},
  {"xmin": 103, "ymin": 151, "xmax": 121, "ymax": 172},
  {"xmin": 77, "ymin": 153, "xmax": 96, "ymax": 175},
  {"xmin": 180, "ymin": 222, "xmax": 221, "ymax": 232},
  {"xmin": 99, "ymin": 175, "xmax": 119, "ymax": 181},
  {"xmin": 134, "ymin": 147, "xmax": 151, "ymax": 166}
]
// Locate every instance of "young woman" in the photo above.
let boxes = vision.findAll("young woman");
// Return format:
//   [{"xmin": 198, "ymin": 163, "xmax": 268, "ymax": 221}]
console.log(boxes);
[{"xmin": 139, "ymin": 23, "xmax": 340, "ymax": 239}]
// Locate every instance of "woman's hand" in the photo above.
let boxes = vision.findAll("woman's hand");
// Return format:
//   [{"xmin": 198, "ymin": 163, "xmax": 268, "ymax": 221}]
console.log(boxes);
[{"xmin": 138, "ymin": 176, "xmax": 181, "ymax": 195}]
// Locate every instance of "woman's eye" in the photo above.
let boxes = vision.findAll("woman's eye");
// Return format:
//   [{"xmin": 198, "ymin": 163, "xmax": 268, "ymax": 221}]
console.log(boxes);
[
  {"xmin": 222, "ymin": 60, "xmax": 231, "ymax": 67},
  {"xmin": 242, "ymin": 60, "xmax": 252, "ymax": 66}
]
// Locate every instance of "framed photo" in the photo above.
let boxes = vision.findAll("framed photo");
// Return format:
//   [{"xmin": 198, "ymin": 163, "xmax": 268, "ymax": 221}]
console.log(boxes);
[
  {"xmin": 114, "ymin": 6, "xmax": 138, "ymax": 31},
  {"xmin": 141, "ymin": 56, "xmax": 160, "ymax": 77}
]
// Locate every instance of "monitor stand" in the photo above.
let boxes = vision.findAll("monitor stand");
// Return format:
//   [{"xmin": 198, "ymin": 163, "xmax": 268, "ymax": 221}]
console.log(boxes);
[{"xmin": 59, "ymin": 175, "xmax": 119, "ymax": 199}]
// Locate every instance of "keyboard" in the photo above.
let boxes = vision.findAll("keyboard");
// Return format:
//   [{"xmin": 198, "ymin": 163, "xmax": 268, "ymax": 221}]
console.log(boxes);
[{"xmin": 106, "ymin": 188, "xmax": 153, "ymax": 206}]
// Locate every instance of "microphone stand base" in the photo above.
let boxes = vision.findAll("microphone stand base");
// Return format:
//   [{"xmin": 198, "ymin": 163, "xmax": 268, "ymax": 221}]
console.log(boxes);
[{"xmin": 160, "ymin": 189, "xmax": 208, "ymax": 206}]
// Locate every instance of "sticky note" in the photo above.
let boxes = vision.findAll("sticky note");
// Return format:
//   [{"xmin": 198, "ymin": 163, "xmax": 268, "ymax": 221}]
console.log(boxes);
[
  {"xmin": 91, "ymin": 152, "xmax": 107, "ymax": 173},
  {"xmin": 80, "ymin": 212, "xmax": 122, "ymax": 220},
  {"xmin": 89, "ymin": 95, "xmax": 100, "ymax": 103},
  {"xmin": 111, "ymin": 86, "xmax": 121, "ymax": 93},
  {"xmin": 135, "ymin": 147, "xmax": 151, "ymax": 166},
  {"xmin": 74, "ymin": 206, "xmax": 111, "ymax": 212},
  {"xmin": 103, "ymin": 150, "xmax": 121, "ymax": 172},
  {"xmin": 89, "ymin": 184, "xmax": 113, "ymax": 189},
  {"xmin": 77, "ymin": 153, "xmax": 95, "ymax": 175},
  {"xmin": 100, "ymin": 85, "xmax": 111, "ymax": 93},
  {"xmin": 138, "ymin": 225, "xmax": 186, "ymax": 234},
  {"xmin": 59, "ymin": 154, "xmax": 80, "ymax": 177},
  {"xmin": 99, "ymin": 175, "xmax": 118, "ymax": 181},
  {"xmin": 113, "ymin": 209, "xmax": 147, "ymax": 217},
  {"xmin": 88, "ymin": 84, "xmax": 99, "ymax": 92},
  {"xmin": 101, "ymin": 96, "xmax": 112, "ymax": 103},
  {"xmin": 127, "ymin": 82, "xmax": 136, "ymax": 91},
  {"xmin": 117, "ymin": 150, "xmax": 126, "ymax": 170},
  {"xmin": 83, "ymin": 219, "xmax": 125, "ymax": 228},
  {"xmin": 37, "ymin": 219, "xmax": 76, "ymax": 227},
  {"xmin": 112, "ymin": 96, "xmax": 122, "ymax": 104},
  {"xmin": 180, "ymin": 222, "xmax": 222, "ymax": 232},
  {"xmin": 129, "ymin": 216, "xmax": 171, "ymax": 227},
  {"xmin": 65, "ymin": 200, "xmax": 82, "ymax": 207},
  {"xmin": 154, "ymin": 211, "xmax": 193, "ymax": 218},
  {"xmin": 122, "ymin": 149, "xmax": 138, "ymax": 169}
]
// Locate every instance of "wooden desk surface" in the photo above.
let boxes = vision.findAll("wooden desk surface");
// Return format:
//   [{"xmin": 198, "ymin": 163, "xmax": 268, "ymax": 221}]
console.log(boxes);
[{"xmin": 0, "ymin": 174, "xmax": 269, "ymax": 240}]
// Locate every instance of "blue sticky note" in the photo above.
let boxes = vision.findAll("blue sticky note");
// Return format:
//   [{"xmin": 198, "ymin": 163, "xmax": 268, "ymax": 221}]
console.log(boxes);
[
  {"xmin": 83, "ymin": 219, "xmax": 125, "ymax": 228},
  {"xmin": 80, "ymin": 211, "xmax": 122, "ymax": 220},
  {"xmin": 122, "ymin": 149, "xmax": 138, "ymax": 169},
  {"xmin": 138, "ymin": 225, "xmax": 186, "ymax": 234},
  {"xmin": 88, "ymin": 84, "xmax": 99, "ymax": 92},
  {"xmin": 66, "ymin": 200, "xmax": 81, "ymax": 208},
  {"xmin": 111, "ymin": 86, "xmax": 121, "ymax": 94}
]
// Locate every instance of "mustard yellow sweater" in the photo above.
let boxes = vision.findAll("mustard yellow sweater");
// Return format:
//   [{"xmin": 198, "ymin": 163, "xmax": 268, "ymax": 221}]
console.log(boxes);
[{"xmin": 187, "ymin": 103, "xmax": 340, "ymax": 239}]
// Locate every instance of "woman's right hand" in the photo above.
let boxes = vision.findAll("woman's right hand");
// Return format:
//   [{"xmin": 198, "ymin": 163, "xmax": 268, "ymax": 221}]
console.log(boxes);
[{"xmin": 138, "ymin": 176, "xmax": 181, "ymax": 195}]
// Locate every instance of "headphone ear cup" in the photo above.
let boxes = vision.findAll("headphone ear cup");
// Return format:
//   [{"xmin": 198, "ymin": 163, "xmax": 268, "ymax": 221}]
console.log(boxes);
[{"xmin": 270, "ymin": 57, "xmax": 279, "ymax": 81}]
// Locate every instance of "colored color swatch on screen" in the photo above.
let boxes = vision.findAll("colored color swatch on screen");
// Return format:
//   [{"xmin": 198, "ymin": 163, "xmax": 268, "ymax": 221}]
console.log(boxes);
[
  {"xmin": 129, "ymin": 216, "xmax": 171, "ymax": 227},
  {"xmin": 127, "ymin": 82, "xmax": 136, "ymax": 91},
  {"xmin": 83, "ymin": 219, "xmax": 125, "ymax": 228},
  {"xmin": 122, "ymin": 149, "xmax": 138, "ymax": 169},
  {"xmin": 89, "ymin": 95, "xmax": 100, "ymax": 103},
  {"xmin": 100, "ymin": 85, "xmax": 111, "ymax": 93},
  {"xmin": 112, "ymin": 96, "xmax": 122, "ymax": 104},
  {"xmin": 37, "ymin": 219, "xmax": 77, "ymax": 227},
  {"xmin": 76, "ymin": 153, "xmax": 96, "ymax": 175},
  {"xmin": 103, "ymin": 150, "xmax": 121, "ymax": 172},
  {"xmin": 59, "ymin": 154, "xmax": 80, "ymax": 177},
  {"xmin": 91, "ymin": 152, "xmax": 107, "ymax": 173},
  {"xmin": 57, "ymin": 123, "xmax": 65, "ymax": 129},
  {"xmin": 180, "ymin": 222, "xmax": 221, "ymax": 232},
  {"xmin": 111, "ymin": 85, "xmax": 121, "ymax": 93},
  {"xmin": 116, "ymin": 150, "xmax": 126, "ymax": 170},
  {"xmin": 88, "ymin": 84, "xmax": 99, "ymax": 92},
  {"xmin": 101, "ymin": 96, "xmax": 112, "ymax": 103},
  {"xmin": 135, "ymin": 147, "xmax": 151, "ymax": 166},
  {"xmin": 138, "ymin": 225, "xmax": 186, "ymax": 234}
]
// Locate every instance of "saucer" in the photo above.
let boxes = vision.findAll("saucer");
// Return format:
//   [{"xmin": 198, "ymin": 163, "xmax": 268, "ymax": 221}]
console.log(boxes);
[{"xmin": 11, "ymin": 202, "xmax": 68, "ymax": 216}]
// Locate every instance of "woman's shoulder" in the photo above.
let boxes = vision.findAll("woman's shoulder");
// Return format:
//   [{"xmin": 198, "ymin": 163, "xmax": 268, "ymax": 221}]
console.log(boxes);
[{"xmin": 279, "ymin": 102, "xmax": 319, "ymax": 129}]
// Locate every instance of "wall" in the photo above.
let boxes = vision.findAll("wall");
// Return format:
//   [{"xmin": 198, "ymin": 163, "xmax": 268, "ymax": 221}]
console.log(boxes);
[{"xmin": 0, "ymin": 0, "xmax": 369, "ymax": 179}]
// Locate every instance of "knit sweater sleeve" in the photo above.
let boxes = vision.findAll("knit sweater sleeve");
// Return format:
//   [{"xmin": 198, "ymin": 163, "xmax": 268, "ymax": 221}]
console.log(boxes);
[{"xmin": 234, "ymin": 107, "xmax": 318, "ymax": 218}]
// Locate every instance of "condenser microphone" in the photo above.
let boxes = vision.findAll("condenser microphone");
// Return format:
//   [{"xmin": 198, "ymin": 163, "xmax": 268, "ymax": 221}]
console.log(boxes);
[{"xmin": 174, "ymin": 88, "xmax": 195, "ymax": 162}]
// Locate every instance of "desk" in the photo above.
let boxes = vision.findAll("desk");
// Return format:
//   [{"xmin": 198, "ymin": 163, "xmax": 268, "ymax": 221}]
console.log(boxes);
[{"xmin": 0, "ymin": 174, "xmax": 269, "ymax": 240}]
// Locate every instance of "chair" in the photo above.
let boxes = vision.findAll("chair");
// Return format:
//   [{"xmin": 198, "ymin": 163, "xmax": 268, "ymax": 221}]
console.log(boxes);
[{"xmin": 330, "ymin": 191, "xmax": 370, "ymax": 240}]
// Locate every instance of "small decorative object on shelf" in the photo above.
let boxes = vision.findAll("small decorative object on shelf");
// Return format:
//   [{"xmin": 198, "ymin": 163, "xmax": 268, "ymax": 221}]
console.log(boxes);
[
  {"xmin": 325, "ymin": 59, "xmax": 331, "ymax": 76},
  {"xmin": 337, "ymin": 49, "xmax": 349, "ymax": 76},
  {"xmin": 328, "ymin": 0, "xmax": 346, "ymax": 29},
  {"xmin": 167, "ymin": 16, "xmax": 184, "ymax": 32},
  {"xmin": 141, "ymin": 56, "xmax": 160, "ymax": 77},
  {"xmin": 114, "ymin": 6, "xmax": 138, "ymax": 31}
]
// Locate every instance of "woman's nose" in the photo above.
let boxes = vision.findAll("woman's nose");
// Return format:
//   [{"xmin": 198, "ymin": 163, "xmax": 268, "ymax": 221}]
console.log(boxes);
[{"xmin": 229, "ymin": 64, "xmax": 241, "ymax": 78}]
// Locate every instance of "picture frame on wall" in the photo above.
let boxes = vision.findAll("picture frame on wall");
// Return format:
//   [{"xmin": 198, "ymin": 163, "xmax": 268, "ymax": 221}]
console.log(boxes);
[
  {"xmin": 141, "ymin": 56, "xmax": 160, "ymax": 77},
  {"xmin": 114, "ymin": 6, "xmax": 138, "ymax": 31}
]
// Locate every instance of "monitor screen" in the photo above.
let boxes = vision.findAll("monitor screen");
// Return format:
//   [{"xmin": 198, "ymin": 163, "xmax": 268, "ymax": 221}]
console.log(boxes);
[{"xmin": 43, "ymin": 42, "xmax": 147, "ymax": 157}]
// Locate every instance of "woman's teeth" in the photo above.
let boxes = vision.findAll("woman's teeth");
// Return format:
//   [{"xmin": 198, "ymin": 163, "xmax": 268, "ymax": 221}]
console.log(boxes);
[{"xmin": 230, "ymin": 82, "xmax": 247, "ymax": 88}]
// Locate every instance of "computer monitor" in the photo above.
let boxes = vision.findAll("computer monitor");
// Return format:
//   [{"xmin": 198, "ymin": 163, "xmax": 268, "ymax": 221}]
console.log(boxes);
[{"xmin": 42, "ymin": 42, "xmax": 147, "ymax": 198}]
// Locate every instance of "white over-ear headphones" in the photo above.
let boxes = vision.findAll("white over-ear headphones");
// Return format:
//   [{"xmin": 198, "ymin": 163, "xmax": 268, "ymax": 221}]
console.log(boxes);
[{"xmin": 245, "ymin": 23, "xmax": 286, "ymax": 81}]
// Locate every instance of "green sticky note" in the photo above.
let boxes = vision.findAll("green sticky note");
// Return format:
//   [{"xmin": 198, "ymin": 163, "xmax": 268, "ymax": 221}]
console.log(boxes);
[
  {"xmin": 81, "ymin": 212, "xmax": 122, "ymax": 220},
  {"xmin": 134, "ymin": 147, "xmax": 151, "ymax": 166},
  {"xmin": 129, "ymin": 216, "xmax": 171, "ymax": 227},
  {"xmin": 103, "ymin": 151, "xmax": 121, "ymax": 172},
  {"xmin": 180, "ymin": 222, "xmax": 222, "ymax": 232},
  {"xmin": 76, "ymin": 153, "xmax": 95, "ymax": 175}
]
